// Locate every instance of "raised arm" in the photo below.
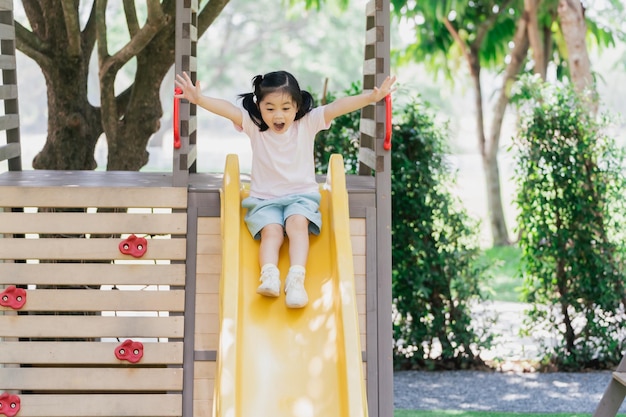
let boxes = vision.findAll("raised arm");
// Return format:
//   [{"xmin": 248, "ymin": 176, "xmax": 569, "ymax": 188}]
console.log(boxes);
[
  {"xmin": 175, "ymin": 72, "xmax": 243, "ymax": 127},
  {"xmin": 323, "ymin": 75, "xmax": 397, "ymax": 125}
]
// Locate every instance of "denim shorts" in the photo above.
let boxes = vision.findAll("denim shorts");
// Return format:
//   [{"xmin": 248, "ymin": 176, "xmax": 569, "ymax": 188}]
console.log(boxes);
[{"xmin": 242, "ymin": 192, "xmax": 322, "ymax": 240}]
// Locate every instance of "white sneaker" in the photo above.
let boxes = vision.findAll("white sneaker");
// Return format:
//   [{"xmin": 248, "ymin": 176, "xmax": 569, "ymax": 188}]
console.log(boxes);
[
  {"xmin": 285, "ymin": 268, "xmax": 308, "ymax": 308},
  {"xmin": 256, "ymin": 266, "xmax": 280, "ymax": 297}
]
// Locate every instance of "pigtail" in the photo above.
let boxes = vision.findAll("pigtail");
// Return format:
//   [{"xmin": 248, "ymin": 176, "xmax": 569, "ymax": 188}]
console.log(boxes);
[
  {"xmin": 238, "ymin": 74, "xmax": 268, "ymax": 131},
  {"xmin": 295, "ymin": 90, "xmax": 315, "ymax": 121}
]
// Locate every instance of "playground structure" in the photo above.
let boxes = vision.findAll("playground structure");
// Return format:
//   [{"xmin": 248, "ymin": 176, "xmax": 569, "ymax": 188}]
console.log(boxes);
[
  {"xmin": 595, "ymin": 357, "xmax": 626, "ymax": 416},
  {"xmin": 0, "ymin": 1, "xmax": 393, "ymax": 417}
]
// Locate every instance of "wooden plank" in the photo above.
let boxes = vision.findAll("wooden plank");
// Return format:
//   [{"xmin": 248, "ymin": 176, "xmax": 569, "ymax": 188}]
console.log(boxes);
[
  {"xmin": 0, "ymin": 316, "xmax": 184, "ymax": 338},
  {"xmin": 359, "ymin": 118, "xmax": 376, "ymax": 137},
  {"xmin": 363, "ymin": 57, "xmax": 384, "ymax": 76},
  {"xmin": 0, "ymin": 289, "xmax": 185, "ymax": 312},
  {"xmin": 358, "ymin": 147, "xmax": 376, "ymax": 171},
  {"xmin": 196, "ymin": 234, "xmax": 221, "ymax": 255},
  {"xmin": 186, "ymin": 144, "xmax": 198, "ymax": 169},
  {"xmin": 0, "ymin": 341, "xmax": 184, "ymax": 364},
  {"xmin": 0, "ymin": 263, "xmax": 186, "ymax": 286},
  {"xmin": 0, "ymin": 83, "xmax": 17, "ymax": 100},
  {"xmin": 365, "ymin": 26, "xmax": 382, "ymax": 45},
  {"xmin": 0, "ymin": 186, "xmax": 187, "ymax": 208},
  {"xmin": 0, "ymin": 171, "xmax": 176, "ymax": 187},
  {"xmin": 0, "ymin": 212, "xmax": 187, "ymax": 234},
  {"xmin": 0, "ymin": 238, "xmax": 187, "ymax": 261},
  {"xmin": 0, "ymin": 142, "xmax": 20, "ymax": 161},
  {"xmin": 0, "ymin": 368, "xmax": 183, "ymax": 391},
  {"xmin": 0, "ymin": 0, "xmax": 13, "ymax": 11},
  {"xmin": 0, "ymin": 113, "xmax": 19, "ymax": 130},
  {"xmin": 15, "ymin": 394, "xmax": 182, "ymax": 417},
  {"xmin": 0, "ymin": 21, "xmax": 14, "ymax": 39},
  {"xmin": 0, "ymin": 55, "xmax": 16, "ymax": 69},
  {"xmin": 614, "ymin": 371, "xmax": 626, "ymax": 386},
  {"xmin": 197, "ymin": 217, "xmax": 220, "ymax": 234}
]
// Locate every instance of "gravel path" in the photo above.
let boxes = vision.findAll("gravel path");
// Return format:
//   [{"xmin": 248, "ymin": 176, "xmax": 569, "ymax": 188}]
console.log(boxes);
[
  {"xmin": 393, "ymin": 301, "xmax": 626, "ymax": 413},
  {"xmin": 394, "ymin": 370, "xmax": 625, "ymax": 413}
]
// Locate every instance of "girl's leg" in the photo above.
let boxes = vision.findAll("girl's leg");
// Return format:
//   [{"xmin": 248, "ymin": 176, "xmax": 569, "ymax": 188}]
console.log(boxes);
[
  {"xmin": 284, "ymin": 214, "xmax": 310, "ymax": 266},
  {"xmin": 284, "ymin": 215, "xmax": 310, "ymax": 308},
  {"xmin": 259, "ymin": 223, "xmax": 284, "ymax": 266},
  {"xmin": 256, "ymin": 223, "xmax": 284, "ymax": 297}
]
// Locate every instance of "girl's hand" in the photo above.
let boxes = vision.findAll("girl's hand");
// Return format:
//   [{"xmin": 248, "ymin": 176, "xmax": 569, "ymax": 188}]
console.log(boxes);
[
  {"xmin": 174, "ymin": 72, "xmax": 201, "ymax": 105},
  {"xmin": 371, "ymin": 75, "xmax": 397, "ymax": 103}
]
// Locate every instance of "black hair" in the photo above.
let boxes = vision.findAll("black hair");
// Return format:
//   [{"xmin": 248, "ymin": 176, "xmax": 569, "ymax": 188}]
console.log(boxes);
[{"xmin": 238, "ymin": 70, "xmax": 315, "ymax": 132}]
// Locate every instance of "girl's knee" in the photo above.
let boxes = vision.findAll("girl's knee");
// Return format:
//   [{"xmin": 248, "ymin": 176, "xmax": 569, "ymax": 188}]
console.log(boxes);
[
  {"xmin": 285, "ymin": 215, "xmax": 309, "ymax": 234},
  {"xmin": 261, "ymin": 223, "xmax": 284, "ymax": 242}
]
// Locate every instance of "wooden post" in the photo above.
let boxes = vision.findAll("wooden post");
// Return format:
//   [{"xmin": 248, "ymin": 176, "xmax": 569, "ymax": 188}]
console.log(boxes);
[
  {"xmin": 360, "ymin": 1, "xmax": 393, "ymax": 416},
  {"xmin": 593, "ymin": 356, "xmax": 626, "ymax": 417},
  {"xmin": 174, "ymin": 0, "xmax": 199, "ymax": 186},
  {"xmin": 0, "ymin": 0, "xmax": 21, "ymax": 172}
]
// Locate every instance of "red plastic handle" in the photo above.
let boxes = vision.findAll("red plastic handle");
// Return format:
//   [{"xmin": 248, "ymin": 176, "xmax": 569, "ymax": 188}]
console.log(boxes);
[
  {"xmin": 0, "ymin": 393, "xmax": 21, "ymax": 417},
  {"xmin": 173, "ymin": 87, "xmax": 182, "ymax": 149},
  {"xmin": 383, "ymin": 94, "xmax": 392, "ymax": 151}
]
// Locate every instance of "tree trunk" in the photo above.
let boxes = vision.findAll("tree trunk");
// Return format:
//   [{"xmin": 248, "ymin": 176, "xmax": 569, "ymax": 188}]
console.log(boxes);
[
  {"xmin": 467, "ymin": 52, "xmax": 510, "ymax": 246},
  {"xmin": 18, "ymin": 1, "xmax": 230, "ymax": 172},
  {"xmin": 32, "ymin": 62, "xmax": 102, "ymax": 170},
  {"xmin": 483, "ymin": 9, "xmax": 532, "ymax": 246},
  {"xmin": 557, "ymin": 0, "xmax": 597, "ymax": 111},
  {"xmin": 525, "ymin": 0, "xmax": 546, "ymax": 79},
  {"xmin": 104, "ymin": 57, "xmax": 171, "ymax": 170},
  {"xmin": 18, "ymin": 1, "xmax": 101, "ymax": 170}
]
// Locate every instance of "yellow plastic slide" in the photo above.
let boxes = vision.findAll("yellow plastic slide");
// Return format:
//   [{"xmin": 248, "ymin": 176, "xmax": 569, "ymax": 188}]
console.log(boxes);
[{"xmin": 215, "ymin": 154, "xmax": 368, "ymax": 417}]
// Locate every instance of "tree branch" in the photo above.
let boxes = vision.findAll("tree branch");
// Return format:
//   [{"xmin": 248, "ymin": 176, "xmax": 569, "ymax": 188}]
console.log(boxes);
[
  {"xmin": 198, "ymin": 0, "xmax": 231, "ymax": 37},
  {"xmin": 21, "ymin": 0, "xmax": 46, "ymax": 38},
  {"xmin": 124, "ymin": 0, "xmax": 140, "ymax": 37},
  {"xmin": 488, "ymin": 14, "xmax": 529, "ymax": 158},
  {"xmin": 525, "ymin": 0, "xmax": 545, "ymax": 79},
  {"xmin": 442, "ymin": 17, "xmax": 475, "ymax": 77},
  {"xmin": 82, "ymin": 3, "xmax": 98, "ymax": 62},
  {"xmin": 61, "ymin": 0, "xmax": 81, "ymax": 57},
  {"xmin": 14, "ymin": 20, "xmax": 51, "ymax": 70},
  {"xmin": 100, "ymin": 2, "xmax": 168, "ymax": 77},
  {"xmin": 95, "ymin": 0, "xmax": 109, "ymax": 61}
]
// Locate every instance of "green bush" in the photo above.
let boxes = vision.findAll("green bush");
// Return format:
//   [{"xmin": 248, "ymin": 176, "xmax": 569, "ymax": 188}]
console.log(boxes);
[
  {"xmin": 314, "ymin": 82, "xmax": 361, "ymax": 175},
  {"xmin": 315, "ymin": 87, "xmax": 491, "ymax": 369},
  {"xmin": 512, "ymin": 75, "xmax": 626, "ymax": 370},
  {"xmin": 390, "ymin": 98, "xmax": 490, "ymax": 370}
]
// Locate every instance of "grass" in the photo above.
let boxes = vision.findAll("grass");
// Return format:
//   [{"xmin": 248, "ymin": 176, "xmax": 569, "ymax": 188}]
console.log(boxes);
[
  {"xmin": 395, "ymin": 411, "xmax": 626, "ymax": 417},
  {"xmin": 480, "ymin": 244, "xmax": 524, "ymax": 302}
]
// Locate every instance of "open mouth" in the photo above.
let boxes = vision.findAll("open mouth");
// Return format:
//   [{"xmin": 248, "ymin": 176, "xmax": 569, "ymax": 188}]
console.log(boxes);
[{"xmin": 273, "ymin": 122, "xmax": 286, "ymax": 131}]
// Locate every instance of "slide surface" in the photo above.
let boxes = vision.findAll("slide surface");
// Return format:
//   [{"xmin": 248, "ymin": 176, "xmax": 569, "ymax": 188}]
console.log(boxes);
[{"xmin": 215, "ymin": 154, "xmax": 368, "ymax": 417}]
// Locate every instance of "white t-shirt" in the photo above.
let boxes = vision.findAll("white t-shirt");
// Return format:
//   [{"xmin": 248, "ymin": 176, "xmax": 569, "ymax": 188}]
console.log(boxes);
[{"xmin": 237, "ymin": 106, "xmax": 331, "ymax": 199}]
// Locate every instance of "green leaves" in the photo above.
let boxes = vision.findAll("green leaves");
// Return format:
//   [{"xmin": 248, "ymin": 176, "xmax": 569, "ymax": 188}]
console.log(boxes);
[
  {"xmin": 512, "ymin": 76, "xmax": 626, "ymax": 370},
  {"xmin": 390, "ymin": 98, "xmax": 489, "ymax": 370},
  {"xmin": 313, "ymin": 88, "xmax": 490, "ymax": 369}
]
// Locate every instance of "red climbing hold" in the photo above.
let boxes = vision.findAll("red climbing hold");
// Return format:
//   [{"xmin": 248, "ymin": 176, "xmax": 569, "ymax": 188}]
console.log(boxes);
[
  {"xmin": 115, "ymin": 339, "xmax": 144, "ymax": 363},
  {"xmin": 0, "ymin": 392, "xmax": 21, "ymax": 417},
  {"xmin": 0, "ymin": 286, "xmax": 26, "ymax": 310},
  {"xmin": 119, "ymin": 234, "xmax": 148, "ymax": 258}
]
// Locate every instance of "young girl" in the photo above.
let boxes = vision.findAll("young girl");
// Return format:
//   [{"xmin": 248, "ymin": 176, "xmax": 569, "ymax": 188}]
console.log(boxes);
[{"xmin": 175, "ymin": 70, "xmax": 396, "ymax": 308}]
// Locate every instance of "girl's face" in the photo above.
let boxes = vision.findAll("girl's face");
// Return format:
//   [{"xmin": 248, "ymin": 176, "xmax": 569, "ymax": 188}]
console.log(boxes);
[{"xmin": 258, "ymin": 92, "xmax": 298, "ymax": 134}]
